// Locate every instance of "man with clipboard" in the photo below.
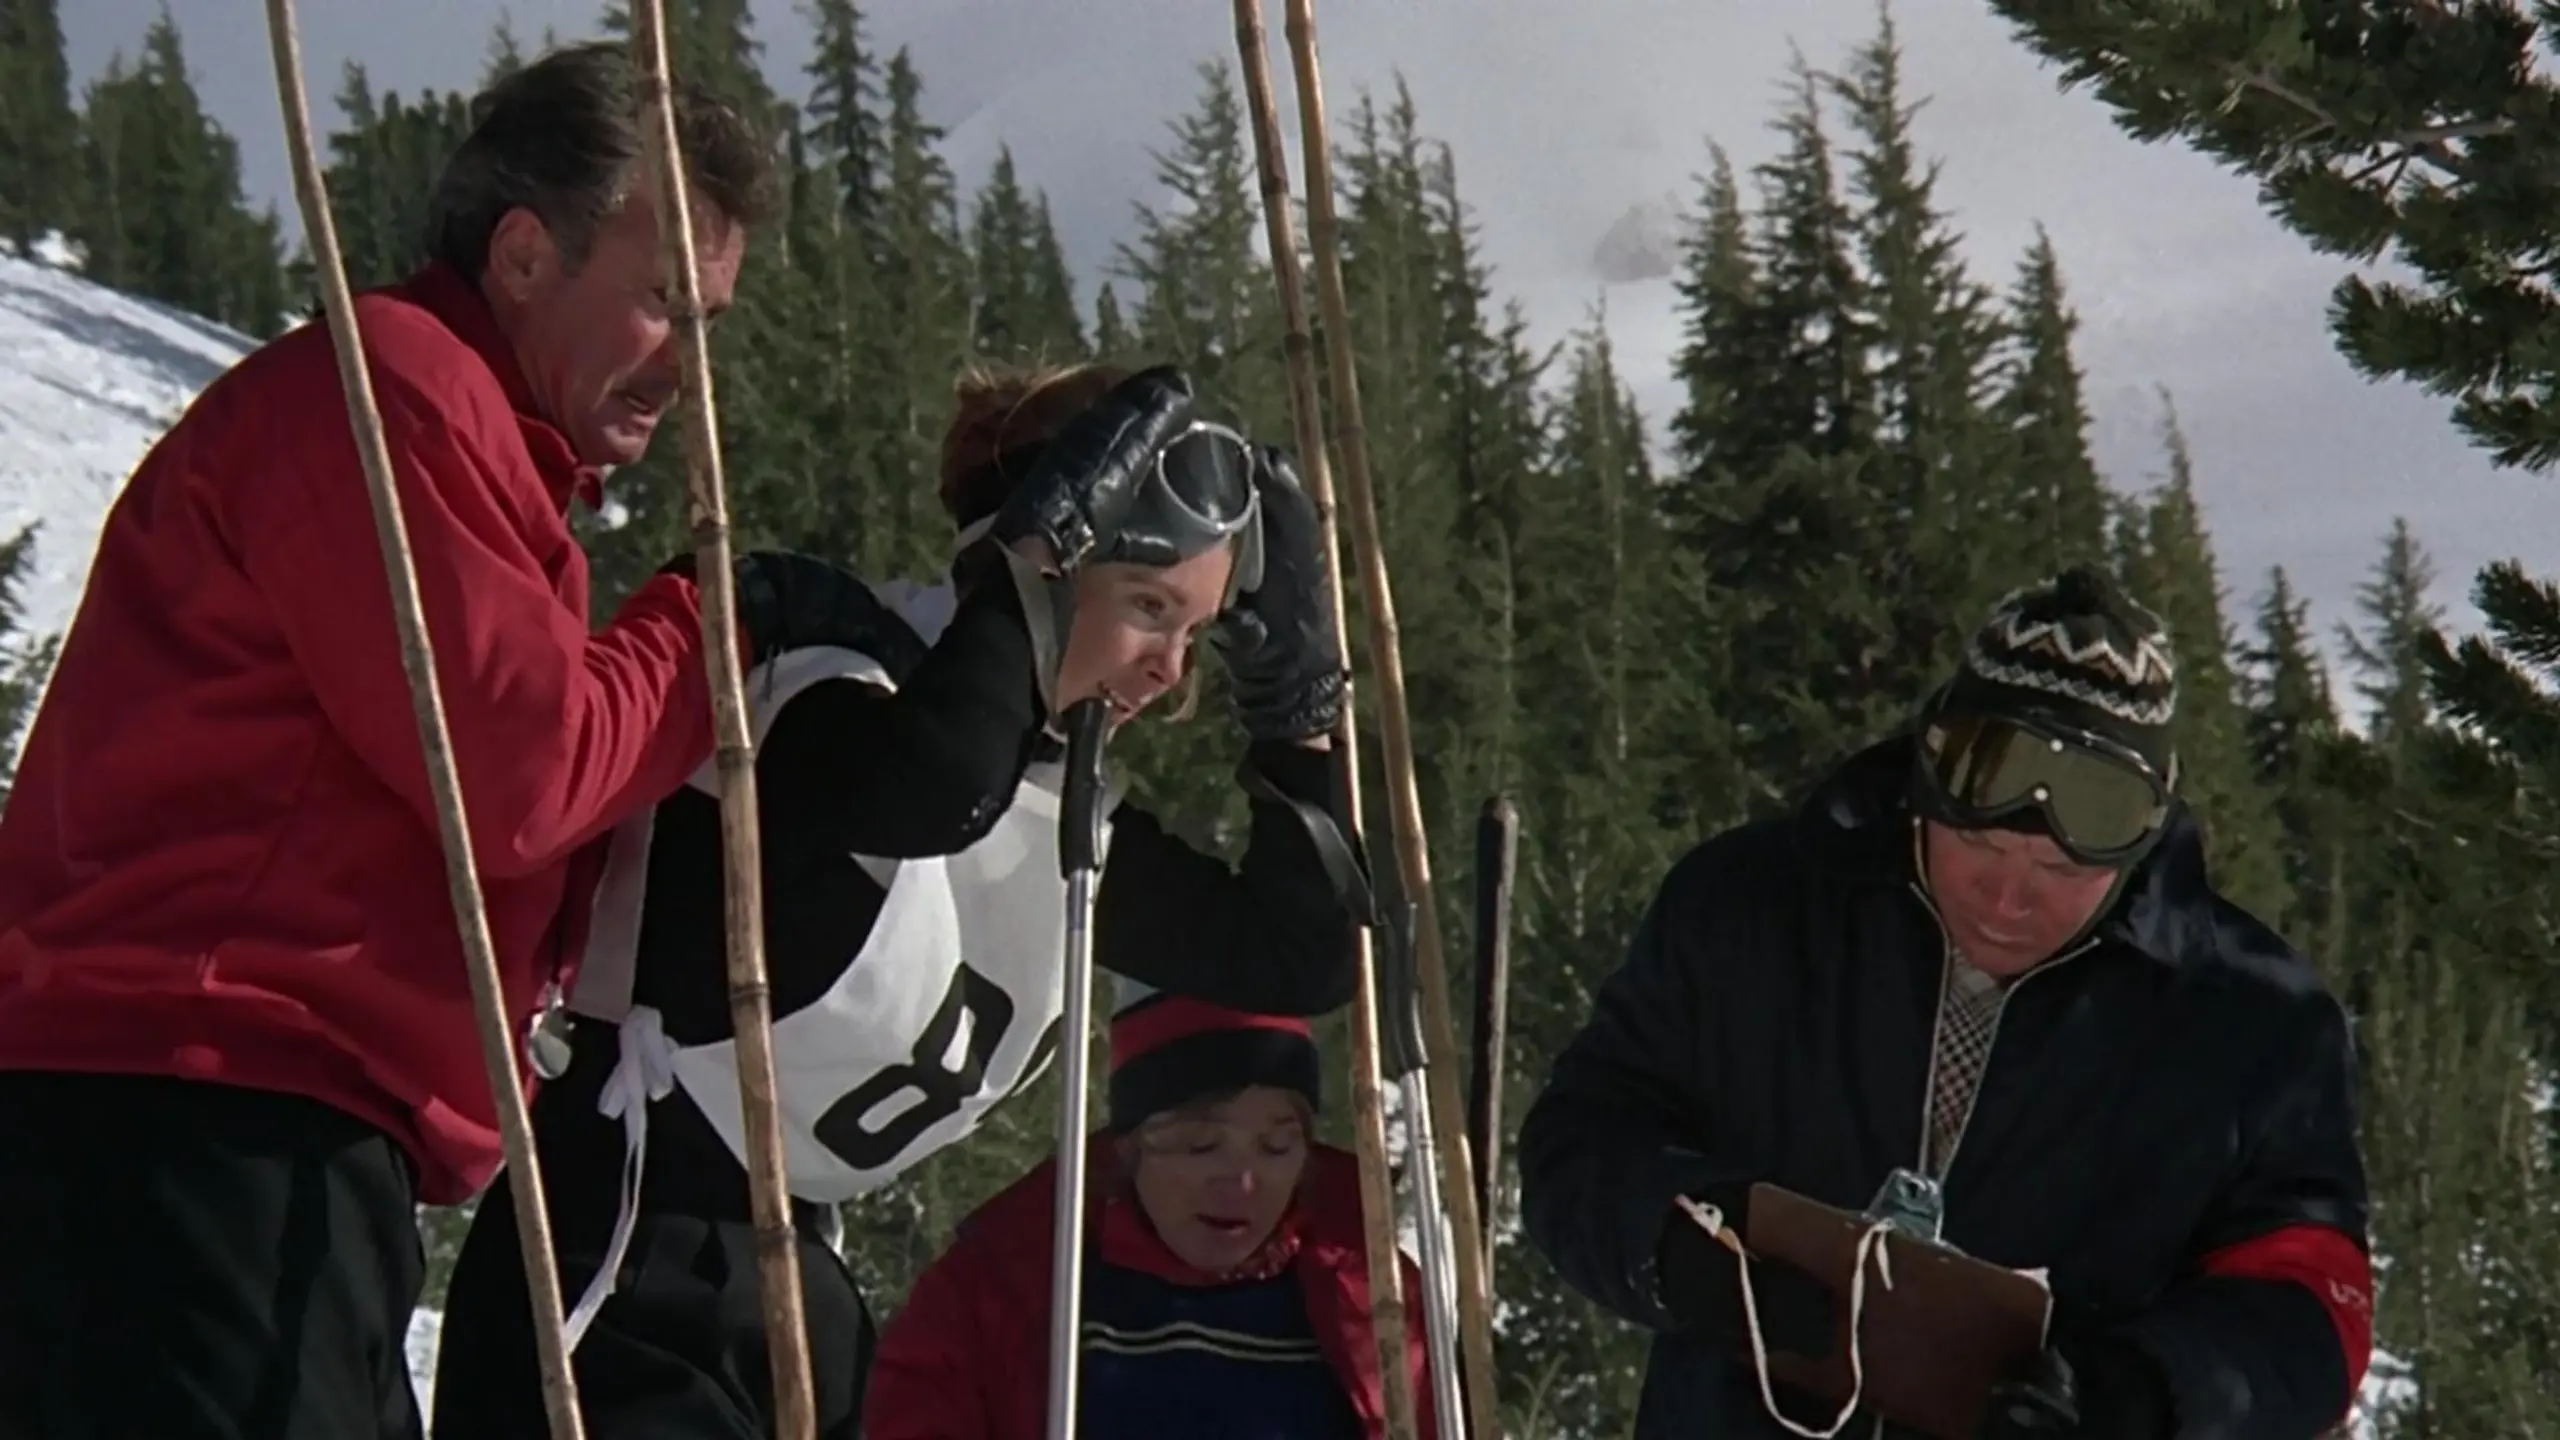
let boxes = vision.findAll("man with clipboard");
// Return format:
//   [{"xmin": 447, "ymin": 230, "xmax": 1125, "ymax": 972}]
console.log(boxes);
[{"xmin": 1522, "ymin": 568, "xmax": 2372, "ymax": 1439}]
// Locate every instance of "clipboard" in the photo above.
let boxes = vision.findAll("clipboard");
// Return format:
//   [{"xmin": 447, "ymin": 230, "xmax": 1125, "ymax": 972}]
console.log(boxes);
[{"xmin": 1742, "ymin": 1181, "xmax": 2055, "ymax": 1439}]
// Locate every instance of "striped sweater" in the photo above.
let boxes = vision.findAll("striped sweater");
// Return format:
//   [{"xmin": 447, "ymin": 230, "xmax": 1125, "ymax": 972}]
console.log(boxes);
[
  {"xmin": 864, "ymin": 1139, "xmax": 1437, "ymax": 1439},
  {"xmin": 1079, "ymin": 1264, "xmax": 1363, "ymax": 1437}
]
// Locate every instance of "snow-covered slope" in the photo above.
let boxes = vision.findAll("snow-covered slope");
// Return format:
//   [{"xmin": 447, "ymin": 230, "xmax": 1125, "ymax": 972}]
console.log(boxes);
[{"xmin": 0, "ymin": 242, "xmax": 254, "ymax": 640}]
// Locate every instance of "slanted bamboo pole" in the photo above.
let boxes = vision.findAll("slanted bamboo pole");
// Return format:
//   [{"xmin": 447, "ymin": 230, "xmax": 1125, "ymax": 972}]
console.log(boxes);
[
  {"xmin": 1230, "ymin": 4, "xmax": 1419, "ymax": 1437},
  {"xmin": 262, "ymin": 3, "xmax": 584, "ymax": 1437},
  {"xmin": 625, "ymin": 6, "xmax": 817, "ymax": 1437},
  {"xmin": 1284, "ymin": 1, "xmax": 1506, "ymax": 1433}
]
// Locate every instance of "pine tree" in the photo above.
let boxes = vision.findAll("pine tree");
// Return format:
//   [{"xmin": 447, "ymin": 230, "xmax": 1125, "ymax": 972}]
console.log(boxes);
[
  {"xmin": 1091, "ymin": 280, "xmax": 1130, "ymax": 358},
  {"xmin": 1666, "ymin": 66, "xmax": 1899, "ymax": 805},
  {"xmin": 483, "ymin": 11, "xmax": 527, "ymax": 86},
  {"xmin": 967, "ymin": 147, "xmax": 1083, "ymax": 363},
  {"xmin": 1659, "ymin": 145, "xmax": 1760, "ymax": 545},
  {"xmin": 1998, "ymin": 229, "xmax": 2111, "ymax": 577},
  {"xmin": 1113, "ymin": 61, "xmax": 1282, "ymax": 425},
  {"xmin": 803, "ymin": 0, "xmax": 881, "ymax": 228},
  {"xmin": 2340, "ymin": 518, "xmax": 2441, "ymax": 757},
  {"xmin": 0, "ymin": 0, "xmax": 80, "ymax": 255},
  {"xmin": 1828, "ymin": 9, "xmax": 2005, "ymax": 685},
  {"xmin": 1026, "ymin": 196, "xmax": 1080, "ymax": 351},
  {"xmin": 1328, "ymin": 80, "xmax": 1510, "ymax": 823},
  {"xmin": 300, "ymin": 69, "xmax": 475, "ymax": 295},
  {"xmin": 863, "ymin": 47, "xmax": 971, "ymax": 579},
  {"xmin": 1985, "ymin": 0, "xmax": 2560, "ymax": 472},
  {"xmin": 2237, "ymin": 567, "xmax": 2348, "ymax": 961},
  {"xmin": 2119, "ymin": 396, "xmax": 2290, "ymax": 924},
  {"xmin": 75, "ymin": 16, "xmax": 287, "ymax": 334},
  {"xmin": 1749, "ymin": 59, "xmax": 1870, "ymax": 462},
  {"xmin": 601, "ymin": 0, "xmax": 780, "ymax": 133},
  {"xmin": 2429, "ymin": 562, "xmax": 2560, "ymax": 787},
  {"xmin": 1489, "ymin": 325, "xmax": 1704, "ymax": 1434}
]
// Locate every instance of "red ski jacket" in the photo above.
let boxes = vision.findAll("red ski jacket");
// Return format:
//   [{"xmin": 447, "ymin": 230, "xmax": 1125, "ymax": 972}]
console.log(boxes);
[
  {"xmin": 866, "ymin": 1138, "xmax": 1438, "ymax": 1440},
  {"xmin": 0, "ymin": 264, "xmax": 715, "ymax": 1204}
]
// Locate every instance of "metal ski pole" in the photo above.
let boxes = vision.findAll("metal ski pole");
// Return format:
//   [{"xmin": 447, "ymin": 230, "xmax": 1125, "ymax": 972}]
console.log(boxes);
[
  {"xmin": 1380, "ymin": 898, "xmax": 1470, "ymax": 1439},
  {"xmin": 1044, "ymin": 695, "xmax": 1112, "ymax": 1440}
]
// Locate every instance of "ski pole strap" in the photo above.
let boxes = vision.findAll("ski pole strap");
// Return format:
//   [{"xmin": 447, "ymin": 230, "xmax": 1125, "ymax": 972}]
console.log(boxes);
[
  {"xmin": 1236, "ymin": 754, "xmax": 1378, "ymax": 929},
  {"xmin": 1375, "ymin": 899, "xmax": 1428, "ymax": 1079}
]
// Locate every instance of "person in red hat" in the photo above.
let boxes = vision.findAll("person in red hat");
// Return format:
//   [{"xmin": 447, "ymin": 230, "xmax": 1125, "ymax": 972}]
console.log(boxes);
[{"xmin": 863, "ymin": 979, "xmax": 1435, "ymax": 1440}]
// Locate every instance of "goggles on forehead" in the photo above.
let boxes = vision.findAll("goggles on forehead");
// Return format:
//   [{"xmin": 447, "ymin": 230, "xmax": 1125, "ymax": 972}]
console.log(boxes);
[
  {"xmin": 1139, "ymin": 420, "xmax": 1264, "ymax": 600},
  {"xmin": 1912, "ymin": 703, "xmax": 2175, "ymax": 867}
]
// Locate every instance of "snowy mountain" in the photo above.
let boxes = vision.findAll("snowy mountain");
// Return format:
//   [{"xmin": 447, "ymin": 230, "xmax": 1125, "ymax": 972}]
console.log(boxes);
[{"xmin": 0, "ymin": 242, "xmax": 253, "ymax": 641}]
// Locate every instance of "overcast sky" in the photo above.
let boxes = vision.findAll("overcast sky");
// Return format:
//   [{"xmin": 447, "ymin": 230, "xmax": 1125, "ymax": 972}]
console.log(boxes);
[{"xmin": 63, "ymin": 0, "xmax": 2558, "ymax": 703}]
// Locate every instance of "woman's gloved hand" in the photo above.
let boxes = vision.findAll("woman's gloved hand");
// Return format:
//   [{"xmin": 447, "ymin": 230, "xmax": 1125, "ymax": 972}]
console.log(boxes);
[
  {"xmin": 658, "ymin": 548, "xmax": 908, "ymax": 666},
  {"xmin": 1210, "ymin": 446, "xmax": 1346, "ymax": 743},
  {"xmin": 982, "ymin": 364, "xmax": 1196, "ymax": 577}
]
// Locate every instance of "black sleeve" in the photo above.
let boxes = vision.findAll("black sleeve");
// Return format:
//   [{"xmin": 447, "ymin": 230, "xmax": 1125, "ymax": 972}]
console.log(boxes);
[
  {"xmin": 753, "ymin": 579, "xmax": 1044, "ymax": 863},
  {"xmin": 1517, "ymin": 835, "xmax": 1763, "ymax": 1329},
  {"xmin": 2113, "ymin": 991, "xmax": 2374, "ymax": 1439},
  {"xmin": 1091, "ymin": 738, "xmax": 1361, "ymax": 1016}
]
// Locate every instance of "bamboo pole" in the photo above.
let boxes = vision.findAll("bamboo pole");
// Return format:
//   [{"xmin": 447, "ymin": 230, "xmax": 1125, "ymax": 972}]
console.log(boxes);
[
  {"xmin": 1230, "ymin": 5, "xmax": 1420, "ymax": 1437},
  {"xmin": 625, "ymin": 8, "xmax": 817, "ymax": 1437},
  {"xmin": 1282, "ymin": 2, "xmax": 1506, "ymax": 1434},
  {"xmin": 261, "ymin": 5, "xmax": 585, "ymax": 1438}
]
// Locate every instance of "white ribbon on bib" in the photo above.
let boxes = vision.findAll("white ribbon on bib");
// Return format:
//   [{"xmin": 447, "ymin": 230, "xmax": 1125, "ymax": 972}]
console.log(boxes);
[{"xmin": 561, "ymin": 1004, "xmax": 679, "ymax": 1349}]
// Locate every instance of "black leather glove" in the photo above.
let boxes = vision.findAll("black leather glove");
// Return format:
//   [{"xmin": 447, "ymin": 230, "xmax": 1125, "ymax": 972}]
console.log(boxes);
[
  {"xmin": 1978, "ymin": 1333, "xmax": 2175, "ymax": 1440},
  {"xmin": 1655, "ymin": 1183, "xmax": 1838, "ymax": 1359},
  {"xmin": 982, "ymin": 364, "xmax": 1196, "ymax": 576},
  {"xmin": 1211, "ymin": 447, "xmax": 1346, "ymax": 742},
  {"xmin": 660, "ymin": 548, "xmax": 909, "ymax": 668}
]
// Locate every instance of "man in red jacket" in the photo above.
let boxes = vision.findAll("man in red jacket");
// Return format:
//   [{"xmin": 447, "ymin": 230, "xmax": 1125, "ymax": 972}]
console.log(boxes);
[{"xmin": 0, "ymin": 40, "xmax": 842, "ymax": 1440}]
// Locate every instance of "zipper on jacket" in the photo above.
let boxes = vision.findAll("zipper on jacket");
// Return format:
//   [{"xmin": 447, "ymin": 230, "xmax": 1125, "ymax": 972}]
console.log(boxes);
[
  {"xmin": 1887, "ymin": 873, "xmax": 2096, "ymax": 1440},
  {"xmin": 1905, "ymin": 873, "xmax": 2099, "ymax": 1186}
]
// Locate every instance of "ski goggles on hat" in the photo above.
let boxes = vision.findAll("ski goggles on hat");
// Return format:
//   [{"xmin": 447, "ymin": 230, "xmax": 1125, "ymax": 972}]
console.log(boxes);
[
  {"xmin": 1125, "ymin": 419, "xmax": 1264, "ymax": 601},
  {"xmin": 1912, "ymin": 705, "xmax": 2174, "ymax": 866}
]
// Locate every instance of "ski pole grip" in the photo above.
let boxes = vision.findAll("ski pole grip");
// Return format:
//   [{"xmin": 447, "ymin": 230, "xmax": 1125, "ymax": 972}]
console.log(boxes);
[
  {"xmin": 1377, "ymin": 899, "xmax": 1428, "ymax": 1079},
  {"xmin": 1059, "ymin": 697, "xmax": 1110, "ymax": 877}
]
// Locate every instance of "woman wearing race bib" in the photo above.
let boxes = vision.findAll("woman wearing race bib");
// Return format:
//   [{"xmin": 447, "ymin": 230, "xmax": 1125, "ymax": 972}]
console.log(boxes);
[{"xmin": 429, "ymin": 361, "xmax": 1364, "ymax": 1440}]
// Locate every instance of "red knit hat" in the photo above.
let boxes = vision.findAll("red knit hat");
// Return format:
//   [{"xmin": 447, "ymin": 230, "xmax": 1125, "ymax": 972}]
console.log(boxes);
[{"xmin": 1107, "ymin": 979, "xmax": 1322, "ymax": 1133}]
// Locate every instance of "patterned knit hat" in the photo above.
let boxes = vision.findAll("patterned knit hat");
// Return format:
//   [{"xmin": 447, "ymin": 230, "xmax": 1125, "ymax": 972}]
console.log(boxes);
[
  {"xmin": 1939, "ymin": 566, "xmax": 2179, "ymax": 773},
  {"xmin": 1107, "ymin": 979, "xmax": 1322, "ymax": 1134}
]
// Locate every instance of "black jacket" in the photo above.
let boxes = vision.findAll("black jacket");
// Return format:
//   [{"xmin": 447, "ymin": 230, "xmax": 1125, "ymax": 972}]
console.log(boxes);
[{"xmin": 1519, "ymin": 739, "xmax": 2371, "ymax": 1440}]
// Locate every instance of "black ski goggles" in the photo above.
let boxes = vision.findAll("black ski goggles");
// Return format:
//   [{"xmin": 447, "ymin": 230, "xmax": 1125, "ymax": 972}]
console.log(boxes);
[
  {"xmin": 1913, "ymin": 706, "xmax": 2175, "ymax": 867},
  {"xmin": 979, "ymin": 420, "xmax": 1264, "ymax": 597},
  {"xmin": 1134, "ymin": 420, "xmax": 1263, "ymax": 602}
]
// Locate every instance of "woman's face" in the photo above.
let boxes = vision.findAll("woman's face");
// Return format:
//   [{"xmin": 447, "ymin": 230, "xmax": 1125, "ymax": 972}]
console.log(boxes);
[
  {"xmin": 1053, "ymin": 545, "xmax": 1235, "ymax": 726},
  {"xmin": 1128, "ymin": 1086, "xmax": 1310, "ymax": 1274}
]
